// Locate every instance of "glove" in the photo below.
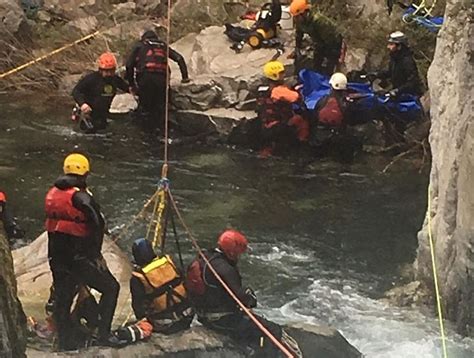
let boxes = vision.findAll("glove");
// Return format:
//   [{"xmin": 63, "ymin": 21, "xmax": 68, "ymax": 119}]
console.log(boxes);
[
  {"xmin": 245, "ymin": 287, "xmax": 257, "ymax": 308},
  {"xmin": 80, "ymin": 103, "xmax": 92, "ymax": 114},
  {"xmin": 389, "ymin": 88, "xmax": 399, "ymax": 98},
  {"xmin": 181, "ymin": 78, "xmax": 191, "ymax": 84}
]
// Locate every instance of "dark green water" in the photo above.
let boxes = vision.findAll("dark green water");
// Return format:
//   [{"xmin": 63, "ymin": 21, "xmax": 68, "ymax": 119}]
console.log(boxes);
[{"xmin": 1, "ymin": 95, "xmax": 473, "ymax": 357}]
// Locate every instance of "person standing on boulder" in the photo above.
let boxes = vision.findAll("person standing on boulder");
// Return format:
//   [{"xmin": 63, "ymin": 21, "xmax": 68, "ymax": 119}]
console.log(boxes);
[
  {"xmin": 185, "ymin": 229, "xmax": 301, "ymax": 357},
  {"xmin": 125, "ymin": 30, "xmax": 190, "ymax": 133},
  {"xmin": 289, "ymin": 0, "xmax": 345, "ymax": 76},
  {"xmin": 45, "ymin": 153, "xmax": 120, "ymax": 350},
  {"xmin": 72, "ymin": 52, "xmax": 130, "ymax": 133},
  {"xmin": 373, "ymin": 31, "xmax": 423, "ymax": 97}
]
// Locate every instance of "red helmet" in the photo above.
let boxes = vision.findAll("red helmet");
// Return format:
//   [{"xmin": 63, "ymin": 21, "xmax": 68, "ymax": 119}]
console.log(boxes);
[
  {"xmin": 217, "ymin": 229, "xmax": 248, "ymax": 261},
  {"xmin": 98, "ymin": 52, "xmax": 117, "ymax": 70}
]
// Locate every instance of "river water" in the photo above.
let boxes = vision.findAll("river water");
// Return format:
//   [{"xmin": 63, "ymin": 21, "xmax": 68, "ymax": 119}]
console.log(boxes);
[{"xmin": 1, "ymin": 96, "xmax": 473, "ymax": 357}]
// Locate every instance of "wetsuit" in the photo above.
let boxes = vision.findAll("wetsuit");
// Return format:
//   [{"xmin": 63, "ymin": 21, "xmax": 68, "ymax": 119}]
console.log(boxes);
[
  {"xmin": 295, "ymin": 10, "xmax": 344, "ymax": 76},
  {"xmin": 377, "ymin": 45, "xmax": 423, "ymax": 96},
  {"xmin": 193, "ymin": 249, "xmax": 286, "ymax": 356},
  {"xmin": 46, "ymin": 174, "xmax": 119, "ymax": 350},
  {"xmin": 0, "ymin": 191, "xmax": 25, "ymax": 244},
  {"xmin": 72, "ymin": 71, "xmax": 129, "ymax": 132},
  {"xmin": 125, "ymin": 33, "xmax": 189, "ymax": 132}
]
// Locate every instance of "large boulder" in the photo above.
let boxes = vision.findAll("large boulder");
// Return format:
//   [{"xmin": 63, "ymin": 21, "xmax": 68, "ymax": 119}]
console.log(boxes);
[
  {"xmin": 13, "ymin": 232, "xmax": 132, "ymax": 320},
  {"xmin": 415, "ymin": 0, "xmax": 474, "ymax": 337},
  {"xmin": 0, "ymin": 227, "xmax": 27, "ymax": 357}
]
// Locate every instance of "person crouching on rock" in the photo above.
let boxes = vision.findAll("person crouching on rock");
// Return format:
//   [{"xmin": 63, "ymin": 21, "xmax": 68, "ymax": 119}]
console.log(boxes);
[
  {"xmin": 45, "ymin": 153, "xmax": 120, "ymax": 350},
  {"xmin": 72, "ymin": 52, "xmax": 130, "ymax": 133},
  {"xmin": 256, "ymin": 60, "xmax": 309, "ymax": 157},
  {"xmin": 128, "ymin": 238, "xmax": 194, "ymax": 335},
  {"xmin": 125, "ymin": 30, "xmax": 190, "ymax": 134},
  {"xmin": 185, "ymin": 229, "xmax": 301, "ymax": 357}
]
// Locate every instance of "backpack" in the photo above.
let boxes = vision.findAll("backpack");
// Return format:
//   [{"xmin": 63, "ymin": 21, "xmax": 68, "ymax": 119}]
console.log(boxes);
[{"xmin": 317, "ymin": 95, "xmax": 344, "ymax": 127}]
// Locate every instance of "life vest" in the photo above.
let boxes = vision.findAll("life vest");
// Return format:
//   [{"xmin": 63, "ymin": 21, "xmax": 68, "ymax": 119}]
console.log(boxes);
[
  {"xmin": 137, "ymin": 42, "xmax": 168, "ymax": 74},
  {"xmin": 256, "ymin": 84, "xmax": 294, "ymax": 130},
  {"xmin": 45, "ymin": 187, "xmax": 90, "ymax": 237},
  {"xmin": 132, "ymin": 255, "xmax": 190, "ymax": 320},
  {"xmin": 0, "ymin": 191, "xmax": 6, "ymax": 202},
  {"xmin": 185, "ymin": 252, "xmax": 220, "ymax": 297},
  {"xmin": 317, "ymin": 95, "xmax": 344, "ymax": 127}
]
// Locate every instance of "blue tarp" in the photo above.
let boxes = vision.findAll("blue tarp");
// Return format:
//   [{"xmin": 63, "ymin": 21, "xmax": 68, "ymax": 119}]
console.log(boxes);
[
  {"xmin": 298, "ymin": 69, "xmax": 422, "ymax": 120},
  {"xmin": 403, "ymin": 6, "xmax": 444, "ymax": 32}
]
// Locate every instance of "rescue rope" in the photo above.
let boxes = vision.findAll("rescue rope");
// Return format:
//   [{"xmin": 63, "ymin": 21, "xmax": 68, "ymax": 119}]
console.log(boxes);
[
  {"xmin": 427, "ymin": 184, "xmax": 448, "ymax": 358},
  {"xmin": 0, "ymin": 30, "xmax": 103, "ymax": 79},
  {"xmin": 163, "ymin": 0, "xmax": 172, "ymax": 165},
  {"xmin": 167, "ymin": 190, "xmax": 295, "ymax": 358}
]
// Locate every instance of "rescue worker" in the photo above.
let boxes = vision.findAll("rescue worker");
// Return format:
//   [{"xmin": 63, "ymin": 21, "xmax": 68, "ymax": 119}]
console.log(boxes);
[
  {"xmin": 0, "ymin": 190, "xmax": 25, "ymax": 244},
  {"xmin": 256, "ymin": 60, "xmax": 309, "ymax": 157},
  {"xmin": 225, "ymin": 0, "xmax": 282, "ymax": 52},
  {"xmin": 129, "ymin": 238, "xmax": 194, "ymax": 334},
  {"xmin": 289, "ymin": 0, "xmax": 345, "ymax": 76},
  {"xmin": 72, "ymin": 52, "xmax": 130, "ymax": 133},
  {"xmin": 45, "ymin": 153, "xmax": 120, "ymax": 350},
  {"xmin": 312, "ymin": 72, "xmax": 361, "ymax": 163},
  {"xmin": 374, "ymin": 31, "xmax": 423, "ymax": 97},
  {"xmin": 125, "ymin": 30, "xmax": 190, "ymax": 132},
  {"xmin": 186, "ymin": 229, "xmax": 301, "ymax": 357}
]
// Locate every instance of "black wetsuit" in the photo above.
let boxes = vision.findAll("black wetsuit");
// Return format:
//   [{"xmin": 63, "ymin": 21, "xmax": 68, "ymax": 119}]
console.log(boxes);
[
  {"xmin": 378, "ymin": 46, "xmax": 423, "ymax": 96},
  {"xmin": 0, "ymin": 191, "xmax": 24, "ymax": 243},
  {"xmin": 47, "ymin": 174, "xmax": 119, "ymax": 350},
  {"xmin": 125, "ymin": 36, "xmax": 188, "ymax": 131},
  {"xmin": 194, "ymin": 249, "xmax": 285, "ymax": 356},
  {"xmin": 72, "ymin": 71, "xmax": 129, "ymax": 132}
]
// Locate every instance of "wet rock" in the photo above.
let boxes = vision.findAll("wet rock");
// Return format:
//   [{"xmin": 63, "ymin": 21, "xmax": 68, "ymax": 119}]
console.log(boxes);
[
  {"xmin": 383, "ymin": 281, "xmax": 431, "ymax": 307},
  {"xmin": 344, "ymin": 47, "xmax": 368, "ymax": 72},
  {"xmin": 58, "ymin": 74, "xmax": 82, "ymax": 94},
  {"xmin": 415, "ymin": 0, "xmax": 474, "ymax": 337},
  {"xmin": 13, "ymin": 232, "xmax": 132, "ymax": 320},
  {"xmin": 173, "ymin": 108, "xmax": 255, "ymax": 136},
  {"xmin": 0, "ymin": 227, "xmax": 27, "ymax": 357},
  {"xmin": 0, "ymin": 0, "xmax": 27, "ymax": 34}
]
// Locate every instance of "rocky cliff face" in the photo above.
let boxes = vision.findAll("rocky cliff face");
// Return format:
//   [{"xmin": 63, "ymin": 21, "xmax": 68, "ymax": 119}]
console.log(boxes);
[
  {"xmin": 415, "ymin": 0, "xmax": 473, "ymax": 337},
  {"xmin": 0, "ymin": 228, "xmax": 27, "ymax": 357}
]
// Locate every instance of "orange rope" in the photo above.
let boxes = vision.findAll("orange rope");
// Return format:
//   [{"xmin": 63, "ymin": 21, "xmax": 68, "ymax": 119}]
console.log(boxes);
[
  {"xmin": 167, "ymin": 190, "xmax": 294, "ymax": 358},
  {"xmin": 163, "ymin": 0, "xmax": 172, "ymax": 165}
]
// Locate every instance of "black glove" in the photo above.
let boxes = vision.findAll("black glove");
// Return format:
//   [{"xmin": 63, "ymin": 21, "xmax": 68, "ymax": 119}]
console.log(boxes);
[{"xmin": 245, "ymin": 287, "xmax": 257, "ymax": 308}]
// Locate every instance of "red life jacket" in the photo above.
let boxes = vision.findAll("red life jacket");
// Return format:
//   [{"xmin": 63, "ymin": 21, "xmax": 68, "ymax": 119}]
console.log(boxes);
[
  {"xmin": 185, "ymin": 259, "xmax": 206, "ymax": 296},
  {"xmin": 317, "ymin": 95, "xmax": 344, "ymax": 127},
  {"xmin": 256, "ymin": 84, "xmax": 294, "ymax": 129},
  {"xmin": 0, "ymin": 191, "xmax": 6, "ymax": 202},
  {"xmin": 45, "ymin": 187, "xmax": 90, "ymax": 238},
  {"xmin": 137, "ymin": 43, "xmax": 168, "ymax": 74}
]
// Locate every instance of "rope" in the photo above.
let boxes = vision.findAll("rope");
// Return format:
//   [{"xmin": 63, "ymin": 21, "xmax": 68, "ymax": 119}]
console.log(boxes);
[
  {"xmin": 163, "ymin": 0, "xmax": 172, "ymax": 165},
  {"xmin": 167, "ymin": 189, "xmax": 294, "ymax": 358},
  {"xmin": 0, "ymin": 30, "xmax": 102, "ymax": 79},
  {"xmin": 427, "ymin": 184, "xmax": 448, "ymax": 358}
]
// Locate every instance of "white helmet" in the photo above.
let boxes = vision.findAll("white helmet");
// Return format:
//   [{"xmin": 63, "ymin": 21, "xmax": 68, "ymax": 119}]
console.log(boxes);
[
  {"xmin": 388, "ymin": 31, "xmax": 408, "ymax": 45},
  {"xmin": 329, "ymin": 72, "xmax": 348, "ymax": 90}
]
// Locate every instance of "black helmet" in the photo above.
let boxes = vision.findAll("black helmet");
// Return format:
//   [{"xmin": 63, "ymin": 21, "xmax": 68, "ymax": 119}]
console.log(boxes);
[
  {"xmin": 132, "ymin": 238, "xmax": 156, "ymax": 266},
  {"xmin": 141, "ymin": 30, "xmax": 158, "ymax": 41},
  {"xmin": 388, "ymin": 31, "xmax": 408, "ymax": 45}
]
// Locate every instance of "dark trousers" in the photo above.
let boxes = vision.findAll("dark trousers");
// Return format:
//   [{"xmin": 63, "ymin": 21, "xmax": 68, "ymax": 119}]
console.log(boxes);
[
  {"xmin": 137, "ymin": 72, "xmax": 167, "ymax": 132},
  {"xmin": 50, "ymin": 256, "xmax": 119, "ymax": 350},
  {"xmin": 199, "ymin": 313, "xmax": 285, "ymax": 357}
]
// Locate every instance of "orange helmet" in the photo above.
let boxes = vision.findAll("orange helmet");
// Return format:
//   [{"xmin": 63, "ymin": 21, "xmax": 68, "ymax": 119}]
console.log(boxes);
[
  {"xmin": 218, "ymin": 230, "xmax": 248, "ymax": 262},
  {"xmin": 98, "ymin": 52, "xmax": 117, "ymax": 70},
  {"xmin": 289, "ymin": 0, "xmax": 310, "ymax": 17}
]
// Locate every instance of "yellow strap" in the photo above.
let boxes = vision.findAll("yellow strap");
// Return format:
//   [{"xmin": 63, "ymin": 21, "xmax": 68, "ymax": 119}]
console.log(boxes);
[
  {"xmin": 142, "ymin": 255, "xmax": 171, "ymax": 274},
  {"xmin": 427, "ymin": 184, "xmax": 448, "ymax": 358},
  {"xmin": 0, "ymin": 30, "xmax": 102, "ymax": 79}
]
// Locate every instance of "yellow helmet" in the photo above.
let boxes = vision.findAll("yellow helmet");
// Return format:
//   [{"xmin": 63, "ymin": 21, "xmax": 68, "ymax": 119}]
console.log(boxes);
[
  {"xmin": 263, "ymin": 61, "xmax": 285, "ymax": 81},
  {"xmin": 63, "ymin": 153, "xmax": 90, "ymax": 176},
  {"xmin": 289, "ymin": 0, "xmax": 310, "ymax": 17}
]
